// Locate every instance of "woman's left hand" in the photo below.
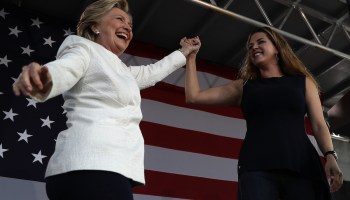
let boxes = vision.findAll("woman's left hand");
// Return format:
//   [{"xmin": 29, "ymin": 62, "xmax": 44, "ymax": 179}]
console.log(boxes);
[{"xmin": 325, "ymin": 155, "xmax": 343, "ymax": 192}]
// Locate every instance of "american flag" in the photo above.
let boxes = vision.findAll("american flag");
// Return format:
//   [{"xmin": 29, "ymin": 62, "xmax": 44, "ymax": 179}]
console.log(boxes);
[{"xmin": 0, "ymin": 2, "xmax": 323, "ymax": 200}]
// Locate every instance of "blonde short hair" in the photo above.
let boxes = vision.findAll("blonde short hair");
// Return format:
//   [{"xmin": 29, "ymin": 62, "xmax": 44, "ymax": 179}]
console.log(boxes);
[{"xmin": 77, "ymin": 0, "xmax": 129, "ymax": 41}]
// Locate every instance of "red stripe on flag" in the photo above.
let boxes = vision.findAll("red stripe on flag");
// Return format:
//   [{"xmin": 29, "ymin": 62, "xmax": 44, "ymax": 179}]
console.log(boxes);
[
  {"xmin": 142, "ymin": 82, "xmax": 244, "ymax": 119},
  {"xmin": 133, "ymin": 170, "xmax": 238, "ymax": 200},
  {"xmin": 305, "ymin": 118, "xmax": 313, "ymax": 135},
  {"xmin": 141, "ymin": 121, "xmax": 242, "ymax": 159}
]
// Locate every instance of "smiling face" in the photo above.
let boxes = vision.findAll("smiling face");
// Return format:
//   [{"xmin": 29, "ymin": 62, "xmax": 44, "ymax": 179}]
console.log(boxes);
[
  {"xmin": 248, "ymin": 32, "xmax": 278, "ymax": 68},
  {"xmin": 92, "ymin": 7, "xmax": 133, "ymax": 56}
]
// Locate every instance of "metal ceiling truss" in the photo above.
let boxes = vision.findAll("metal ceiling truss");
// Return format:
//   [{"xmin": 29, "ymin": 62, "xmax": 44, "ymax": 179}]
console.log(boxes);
[{"xmin": 189, "ymin": 0, "xmax": 350, "ymax": 61}]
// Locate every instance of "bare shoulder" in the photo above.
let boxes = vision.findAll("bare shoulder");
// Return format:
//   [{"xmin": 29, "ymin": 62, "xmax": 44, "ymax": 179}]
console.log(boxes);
[
  {"xmin": 305, "ymin": 76, "xmax": 321, "ymax": 106},
  {"xmin": 305, "ymin": 76, "xmax": 318, "ymax": 93},
  {"xmin": 230, "ymin": 78, "xmax": 244, "ymax": 87},
  {"xmin": 234, "ymin": 79, "xmax": 244, "ymax": 91},
  {"xmin": 225, "ymin": 79, "xmax": 244, "ymax": 105},
  {"xmin": 225, "ymin": 79, "xmax": 244, "ymax": 93},
  {"xmin": 305, "ymin": 76, "xmax": 314, "ymax": 85}
]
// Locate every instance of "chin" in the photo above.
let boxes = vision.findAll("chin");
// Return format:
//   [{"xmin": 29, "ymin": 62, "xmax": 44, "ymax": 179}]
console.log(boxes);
[{"xmin": 252, "ymin": 59, "xmax": 266, "ymax": 66}]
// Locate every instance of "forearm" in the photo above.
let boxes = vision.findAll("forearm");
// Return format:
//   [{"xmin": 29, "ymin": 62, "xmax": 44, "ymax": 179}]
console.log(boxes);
[
  {"xmin": 129, "ymin": 50, "xmax": 186, "ymax": 89},
  {"xmin": 314, "ymin": 122, "xmax": 343, "ymax": 193},
  {"xmin": 185, "ymin": 54, "xmax": 201, "ymax": 103},
  {"xmin": 312, "ymin": 123, "xmax": 334, "ymax": 154}
]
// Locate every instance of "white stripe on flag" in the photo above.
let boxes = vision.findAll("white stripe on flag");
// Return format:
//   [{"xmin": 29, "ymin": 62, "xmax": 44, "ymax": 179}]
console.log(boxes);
[
  {"xmin": 122, "ymin": 53, "xmax": 233, "ymax": 88},
  {"xmin": 142, "ymin": 99, "xmax": 247, "ymax": 139},
  {"xmin": 0, "ymin": 177, "xmax": 48, "ymax": 200},
  {"xmin": 0, "ymin": 177, "xmax": 190, "ymax": 200},
  {"xmin": 134, "ymin": 194, "xmax": 189, "ymax": 200},
  {"xmin": 162, "ymin": 68, "xmax": 232, "ymax": 88},
  {"xmin": 145, "ymin": 145, "xmax": 238, "ymax": 182},
  {"xmin": 308, "ymin": 135, "xmax": 322, "ymax": 156}
]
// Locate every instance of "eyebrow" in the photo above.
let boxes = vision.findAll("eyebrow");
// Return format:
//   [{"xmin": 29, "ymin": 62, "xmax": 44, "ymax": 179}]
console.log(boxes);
[
  {"xmin": 248, "ymin": 37, "xmax": 265, "ymax": 46},
  {"xmin": 115, "ymin": 14, "xmax": 133, "ymax": 25}
]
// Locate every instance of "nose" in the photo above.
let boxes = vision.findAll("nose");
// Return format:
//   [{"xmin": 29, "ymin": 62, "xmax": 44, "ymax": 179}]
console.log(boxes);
[
  {"xmin": 123, "ymin": 22, "xmax": 132, "ymax": 33},
  {"xmin": 252, "ymin": 43, "xmax": 258, "ymax": 50}
]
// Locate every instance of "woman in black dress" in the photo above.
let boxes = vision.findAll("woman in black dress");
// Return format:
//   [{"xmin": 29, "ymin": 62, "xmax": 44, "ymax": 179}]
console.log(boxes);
[{"xmin": 184, "ymin": 28, "xmax": 342, "ymax": 200}]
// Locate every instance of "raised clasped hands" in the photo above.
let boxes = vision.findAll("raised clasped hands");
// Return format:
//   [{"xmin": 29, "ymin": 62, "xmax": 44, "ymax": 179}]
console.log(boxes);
[
  {"xmin": 179, "ymin": 36, "xmax": 201, "ymax": 57},
  {"xmin": 12, "ymin": 62, "xmax": 52, "ymax": 97}
]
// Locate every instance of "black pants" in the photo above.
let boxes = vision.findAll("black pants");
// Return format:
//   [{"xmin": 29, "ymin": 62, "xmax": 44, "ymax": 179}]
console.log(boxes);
[
  {"xmin": 238, "ymin": 170, "xmax": 325, "ymax": 200},
  {"xmin": 45, "ymin": 170, "xmax": 134, "ymax": 200}
]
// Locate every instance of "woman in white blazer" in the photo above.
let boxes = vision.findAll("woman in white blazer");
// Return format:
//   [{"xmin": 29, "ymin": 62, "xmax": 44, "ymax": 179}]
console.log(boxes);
[{"xmin": 12, "ymin": 0, "xmax": 200, "ymax": 199}]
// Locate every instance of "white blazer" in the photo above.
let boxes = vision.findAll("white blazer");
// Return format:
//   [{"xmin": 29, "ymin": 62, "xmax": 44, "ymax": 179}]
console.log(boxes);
[{"xmin": 32, "ymin": 35, "xmax": 186, "ymax": 184}]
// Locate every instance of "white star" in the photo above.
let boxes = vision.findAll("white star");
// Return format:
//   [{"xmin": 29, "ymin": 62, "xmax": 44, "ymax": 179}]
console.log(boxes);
[
  {"xmin": 3, "ymin": 108, "xmax": 18, "ymax": 122},
  {"xmin": 41, "ymin": 116, "xmax": 54, "ymax": 129},
  {"xmin": 61, "ymin": 105, "xmax": 67, "ymax": 114},
  {"xmin": 0, "ymin": 55, "xmax": 12, "ymax": 67},
  {"xmin": 26, "ymin": 98, "xmax": 38, "ymax": 108},
  {"xmin": 17, "ymin": 130, "xmax": 33, "ymax": 143},
  {"xmin": 63, "ymin": 28, "xmax": 74, "ymax": 36},
  {"xmin": 0, "ymin": 144, "xmax": 9, "ymax": 158},
  {"xmin": 32, "ymin": 150, "xmax": 47, "ymax": 164},
  {"xmin": 43, "ymin": 36, "xmax": 56, "ymax": 47},
  {"xmin": 31, "ymin": 18, "xmax": 43, "ymax": 28},
  {"xmin": 21, "ymin": 45, "xmax": 35, "ymax": 56},
  {"xmin": 8, "ymin": 26, "xmax": 22, "ymax": 37},
  {"xmin": 0, "ymin": 8, "xmax": 9, "ymax": 19}
]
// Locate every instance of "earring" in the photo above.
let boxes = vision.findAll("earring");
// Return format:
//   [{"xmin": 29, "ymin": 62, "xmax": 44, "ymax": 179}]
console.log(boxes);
[{"xmin": 94, "ymin": 30, "xmax": 100, "ymax": 34}]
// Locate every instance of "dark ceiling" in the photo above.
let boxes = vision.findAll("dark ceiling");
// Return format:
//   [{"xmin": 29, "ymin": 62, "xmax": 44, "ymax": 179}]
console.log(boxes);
[{"xmin": 2, "ymin": 0, "xmax": 350, "ymax": 139}]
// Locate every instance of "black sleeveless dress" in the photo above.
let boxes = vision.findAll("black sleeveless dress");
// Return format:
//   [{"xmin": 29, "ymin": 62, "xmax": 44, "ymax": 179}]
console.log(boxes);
[{"xmin": 240, "ymin": 75, "xmax": 331, "ymax": 199}]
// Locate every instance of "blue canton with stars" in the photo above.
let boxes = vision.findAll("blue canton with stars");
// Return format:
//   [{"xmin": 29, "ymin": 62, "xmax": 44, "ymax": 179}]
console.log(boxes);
[{"xmin": 0, "ymin": 3, "xmax": 76, "ymax": 182}]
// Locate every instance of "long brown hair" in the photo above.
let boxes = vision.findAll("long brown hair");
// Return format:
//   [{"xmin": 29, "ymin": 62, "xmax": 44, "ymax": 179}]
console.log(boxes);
[
  {"xmin": 77, "ymin": 0, "xmax": 129, "ymax": 42},
  {"xmin": 239, "ymin": 27, "xmax": 319, "ymax": 90}
]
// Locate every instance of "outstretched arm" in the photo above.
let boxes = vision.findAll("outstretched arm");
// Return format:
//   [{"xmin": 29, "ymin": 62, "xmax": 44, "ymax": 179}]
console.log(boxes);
[
  {"xmin": 13, "ymin": 62, "xmax": 52, "ymax": 99},
  {"xmin": 127, "ymin": 36, "xmax": 201, "ymax": 90},
  {"xmin": 185, "ymin": 37, "xmax": 243, "ymax": 106}
]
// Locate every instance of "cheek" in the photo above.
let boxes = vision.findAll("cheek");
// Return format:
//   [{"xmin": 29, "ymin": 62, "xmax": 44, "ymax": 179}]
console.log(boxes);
[
  {"xmin": 272, "ymin": 46, "xmax": 278, "ymax": 54},
  {"xmin": 249, "ymin": 55, "xmax": 256, "ymax": 63}
]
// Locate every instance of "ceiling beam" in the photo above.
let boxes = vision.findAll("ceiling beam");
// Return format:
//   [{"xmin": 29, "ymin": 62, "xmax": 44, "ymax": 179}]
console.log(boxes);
[{"xmin": 188, "ymin": 0, "xmax": 350, "ymax": 61}]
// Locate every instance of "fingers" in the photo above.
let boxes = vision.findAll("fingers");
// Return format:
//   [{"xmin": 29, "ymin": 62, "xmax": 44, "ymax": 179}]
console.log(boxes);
[
  {"xmin": 180, "ymin": 36, "xmax": 201, "ymax": 45},
  {"xmin": 190, "ymin": 36, "xmax": 201, "ymax": 45},
  {"xmin": 30, "ymin": 64, "xmax": 45, "ymax": 90},
  {"xmin": 13, "ymin": 66, "xmax": 32, "ymax": 96},
  {"xmin": 180, "ymin": 37, "xmax": 192, "ymax": 48},
  {"xmin": 12, "ymin": 62, "xmax": 43, "ymax": 96},
  {"xmin": 186, "ymin": 36, "xmax": 200, "ymax": 45},
  {"xmin": 325, "ymin": 160, "xmax": 343, "ymax": 193},
  {"xmin": 12, "ymin": 76, "xmax": 22, "ymax": 96},
  {"xmin": 330, "ymin": 170, "xmax": 343, "ymax": 192},
  {"xmin": 179, "ymin": 36, "xmax": 202, "ymax": 57}
]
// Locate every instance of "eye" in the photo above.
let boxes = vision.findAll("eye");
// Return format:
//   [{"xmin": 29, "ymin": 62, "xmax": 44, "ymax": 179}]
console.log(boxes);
[
  {"xmin": 116, "ymin": 16, "xmax": 124, "ymax": 22},
  {"xmin": 257, "ymin": 40, "xmax": 265, "ymax": 45}
]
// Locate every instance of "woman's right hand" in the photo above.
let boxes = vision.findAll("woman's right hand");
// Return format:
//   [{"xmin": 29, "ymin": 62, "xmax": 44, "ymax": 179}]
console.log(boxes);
[{"xmin": 13, "ymin": 62, "xmax": 52, "ymax": 97}]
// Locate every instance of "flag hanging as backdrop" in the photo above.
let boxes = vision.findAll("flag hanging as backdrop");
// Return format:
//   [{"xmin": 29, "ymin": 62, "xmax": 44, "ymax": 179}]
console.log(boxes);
[{"xmin": 0, "ymin": 2, "xmax": 322, "ymax": 200}]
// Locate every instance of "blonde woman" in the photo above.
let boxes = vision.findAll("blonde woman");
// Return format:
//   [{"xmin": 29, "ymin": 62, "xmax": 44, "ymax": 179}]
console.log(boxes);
[
  {"xmin": 12, "ymin": 0, "xmax": 200, "ymax": 199},
  {"xmin": 185, "ymin": 27, "xmax": 342, "ymax": 199}
]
